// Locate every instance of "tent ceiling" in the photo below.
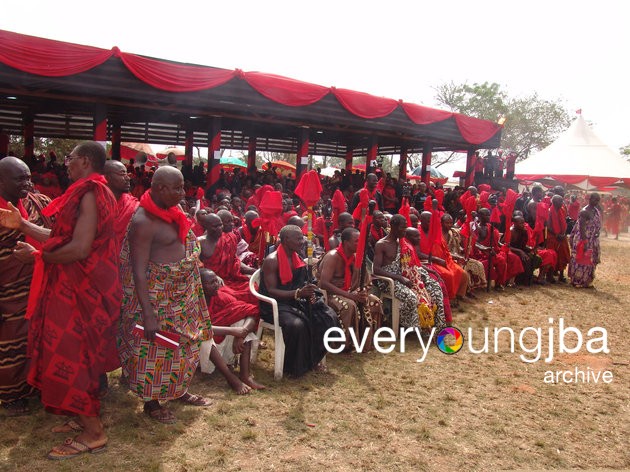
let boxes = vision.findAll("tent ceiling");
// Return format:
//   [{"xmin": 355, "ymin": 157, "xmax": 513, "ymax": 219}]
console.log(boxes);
[{"xmin": 0, "ymin": 30, "xmax": 502, "ymax": 159}]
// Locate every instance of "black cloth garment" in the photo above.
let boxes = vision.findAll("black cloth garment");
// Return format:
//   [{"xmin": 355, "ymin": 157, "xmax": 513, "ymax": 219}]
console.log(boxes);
[{"xmin": 259, "ymin": 266, "xmax": 339, "ymax": 377}]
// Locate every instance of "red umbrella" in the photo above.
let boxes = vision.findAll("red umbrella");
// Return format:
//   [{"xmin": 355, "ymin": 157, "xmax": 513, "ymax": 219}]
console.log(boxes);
[
  {"xmin": 156, "ymin": 146, "xmax": 186, "ymax": 161},
  {"xmin": 262, "ymin": 160, "xmax": 296, "ymax": 177},
  {"xmin": 119, "ymin": 142, "xmax": 156, "ymax": 162}
]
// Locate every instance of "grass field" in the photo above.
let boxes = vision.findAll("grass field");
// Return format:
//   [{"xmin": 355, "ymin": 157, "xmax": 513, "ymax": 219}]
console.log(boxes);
[{"xmin": 1, "ymin": 237, "xmax": 629, "ymax": 471}]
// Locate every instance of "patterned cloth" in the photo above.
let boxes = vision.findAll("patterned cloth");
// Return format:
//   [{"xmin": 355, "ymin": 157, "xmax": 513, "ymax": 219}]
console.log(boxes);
[
  {"xmin": 27, "ymin": 177, "xmax": 120, "ymax": 417},
  {"xmin": 445, "ymin": 228, "xmax": 486, "ymax": 290},
  {"xmin": 375, "ymin": 246, "xmax": 447, "ymax": 331},
  {"xmin": 0, "ymin": 192, "xmax": 51, "ymax": 403},
  {"xmin": 118, "ymin": 231, "xmax": 212, "ymax": 401},
  {"xmin": 568, "ymin": 208, "xmax": 601, "ymax": 287}
]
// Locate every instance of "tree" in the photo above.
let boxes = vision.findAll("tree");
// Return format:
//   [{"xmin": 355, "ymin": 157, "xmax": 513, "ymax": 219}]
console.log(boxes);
[
  {"xmin": 433, "ymin": 81, "xmax": 571, "ymax": 163},
  {"xmin": 620, "ymin": 144, "xmax": 630, "ymax": 161},
  {"xmin": 8, "ymin": 135, "xmax": 77, "ymax": 160}
]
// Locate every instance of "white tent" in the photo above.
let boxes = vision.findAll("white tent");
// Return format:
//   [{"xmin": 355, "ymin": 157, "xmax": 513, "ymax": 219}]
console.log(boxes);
[{"xmin": 515, "ymin": 115, "xmax": 630, "ymax": 189}]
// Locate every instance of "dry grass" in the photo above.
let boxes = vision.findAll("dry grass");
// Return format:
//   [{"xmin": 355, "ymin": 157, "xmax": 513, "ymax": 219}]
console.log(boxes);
[{"xmin": 2, "ymin": 237, "xmax": 630, "ymax": 471}]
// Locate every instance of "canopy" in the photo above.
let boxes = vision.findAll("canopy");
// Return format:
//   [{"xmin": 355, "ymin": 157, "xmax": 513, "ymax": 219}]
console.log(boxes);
[{"xmin": 516, "ymin": 115, "xmax": 630, "ymax": 188}]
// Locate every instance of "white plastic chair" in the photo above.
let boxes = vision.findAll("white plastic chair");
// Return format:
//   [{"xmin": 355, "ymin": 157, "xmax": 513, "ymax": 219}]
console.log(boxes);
[
  {"xmin": 371, "ymin": 274, "xmax": 400, "ymax": 334},
  {"xmin": 249, "ymin": 269, "xmax": 285, "ymax": 380}
]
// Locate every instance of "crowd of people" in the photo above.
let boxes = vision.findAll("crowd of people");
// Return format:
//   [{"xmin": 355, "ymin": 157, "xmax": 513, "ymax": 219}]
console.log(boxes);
[{"xmin": 0, "ymin": 141, "xmax": 627, "ymax": 460}]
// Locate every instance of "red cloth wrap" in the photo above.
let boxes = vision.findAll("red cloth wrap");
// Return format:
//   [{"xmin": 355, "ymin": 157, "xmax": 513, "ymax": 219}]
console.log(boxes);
[
  {"xmin": 399, "ymin": 196, "xmax": 412, "ymax": 226},
  {"xmin": 277, "ymin": 243, "xmax": 305, "ymax": 285},
  {"xmin": 336, "ymin": 244, "xmax": 356, "ymax": 291},
  {"xmin": 139, "ymin": 190, "xmax": 191, "ymax": 243},
  {"xmin": 206, "ymin": 286, "xmax": 260, "ymax": 344},
  {"xmin": 258, "ymin": 190, "xmax": 284, "ymax": 238}
]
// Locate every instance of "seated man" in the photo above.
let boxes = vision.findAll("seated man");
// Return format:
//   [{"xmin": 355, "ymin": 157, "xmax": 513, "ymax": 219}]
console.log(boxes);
[
  {"xmin": 367, "ymin": 210, "xmax": 388, "ymax": 260},
  {"xmin": 259, "ymin": 225, "xmax": 339, "ymax": 377},
  {"xmin": 417, "ymin": 211, "xmax": 469, "ymax": 305},
  {"xmin": 328, "ymin": 212, "xmax": 355, "ymax": 250},
  {"xmin": 373, "ymin": 215, "xmax": 447, "ymax": 332},
  {"xmin": 318, "ymin": 227, "xmax": 383, "ymax": 351},
  {"xmin": 510, "ymin": 215, "xmax": 556, "ymax": 285},
  {"xmin": 199, "ymin": 269, "xmax": 265, "ymax": 393},
  {"xmin": 198, "ymin": 210, "xmax": 257, "ymax": 304},
  {"xmin": 442, "ymin": 213, "xmax": 486, "ymax": 293}
]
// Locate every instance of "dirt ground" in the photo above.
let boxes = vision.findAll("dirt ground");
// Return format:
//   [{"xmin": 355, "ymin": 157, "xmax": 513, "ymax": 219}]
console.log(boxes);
[{"xmin": 1, "ymin": 236, "xmax": 628, "ymax": 471}]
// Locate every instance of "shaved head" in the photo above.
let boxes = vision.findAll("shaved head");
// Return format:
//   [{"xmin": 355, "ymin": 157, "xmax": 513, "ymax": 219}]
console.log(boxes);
[
  {"xmin": 0, "ymin": 156, "xmax": 29, "ymax": 174},
  {"xmin": 103, "ymin": 159, "xmax": 127, "ymax": 174},
  {"xmin": 152, "ymin": 166, "xmax": 183, "ymax": 187}
]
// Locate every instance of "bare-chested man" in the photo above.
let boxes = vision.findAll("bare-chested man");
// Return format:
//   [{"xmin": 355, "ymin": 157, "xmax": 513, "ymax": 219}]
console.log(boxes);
[
  {"xmin": 118, "ymin": 166, "xmax": 212, "ymax": 425},
  {"xmin": 318, "ymin": 227, "xmax": 383, "ymax": 351}
]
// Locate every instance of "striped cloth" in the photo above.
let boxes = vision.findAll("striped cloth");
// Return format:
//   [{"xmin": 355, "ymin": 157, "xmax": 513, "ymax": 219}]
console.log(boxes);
[{"xmin": 0, "ymin": 192, "xmax": 51, "ymax": 403}]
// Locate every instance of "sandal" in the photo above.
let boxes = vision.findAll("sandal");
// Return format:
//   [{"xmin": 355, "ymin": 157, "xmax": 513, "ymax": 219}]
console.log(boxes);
[
  {"xmin": 143, "ymin": 402, "xmax": 177, "ymax": 424},
  {"xmin": 51, "ymin": 419, "xmax": 84, "ymax": 433},
  {"xmin": 177, "ymin": 392, "xmax": 212, "ymax": 407},
  {"xmin": 47, "ymin": 437, "xmax": 107, "ymax": 460}
]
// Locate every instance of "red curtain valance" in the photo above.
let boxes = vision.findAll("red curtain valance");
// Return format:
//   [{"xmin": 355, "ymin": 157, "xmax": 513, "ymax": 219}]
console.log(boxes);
[
  {"xmin": 331, "ymin": 88, "xmax": 399, "ymax": 119},
  {"xmin": 0, "ymin": 29, "xmax": 501, "ymax": 146},
  {"xmin": 120, "ymin": 53, "xmax": 236, "ymax": 92},
  {"xmin": 243, "ymin": 71, "xmax": 329, "ymax": 106},
  {"xmin": 0, "ymin": 29, "xmax": 113, "ymax": 77}
]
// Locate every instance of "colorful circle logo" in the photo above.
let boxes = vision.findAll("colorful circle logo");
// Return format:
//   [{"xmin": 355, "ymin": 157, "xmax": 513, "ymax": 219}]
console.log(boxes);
[{"xmin": 436, "ymin": 327, "xmax": 464, "ymax": 355}]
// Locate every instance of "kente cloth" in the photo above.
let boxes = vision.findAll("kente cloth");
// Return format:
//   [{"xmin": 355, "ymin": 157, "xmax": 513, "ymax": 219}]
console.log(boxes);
[
  {"xmin": 472, "ymin": 225, "xmax": 523, "ymax": 285},
  {"xmin": 419, "ymin": 229, "xmax": 464, "ymax": 299},
  {"xmin": 444, "ymin": 228, "xmax": 486, "ymax": 290},
  {"xmin": 0, "ymin": 192, "xmax": 51, "ymax": 403},
  {"xmin": 118, "ymin": 231, "xmax": 212, "ymax": 402},
  {"xmin": 205, "ymin": 285, "xmax": 259, "ymax": 344},
  {"xmin": 201, "ymin": 232, "xmax": 257, "ymax": 304},
  {"xmin": 113, "ymin": 192, "xmax": 139, "ymax": 248},
  {"xmin": 318, "ymin": 252, "xmax": 383, "ymax": 352},
  {"xmin": 568, "ymin": 208, "xmax": 601, "ymax": 287},
  {"xmin": 258, "ymin": 264, "xmax": 339, "ymax": 377},
  {"xmin": 27, "ymin": 177, "xmax": 120, "ymax": 417},
  {"xmin": 375, "ymin": 245, "xmax": 446, "ymax": 331}
]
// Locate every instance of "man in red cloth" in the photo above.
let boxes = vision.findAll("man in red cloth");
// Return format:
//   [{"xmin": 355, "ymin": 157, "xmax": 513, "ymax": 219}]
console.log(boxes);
[
  {"xmin": 0, "ymin": 157, "xmax": 52, "ymax": 416},
  {"xmin": 546, "ymin": 195, "xmax": 571, "ymax": 282},
  {"xmin": 471, "ymin": 208, "xmax": 524, "ymax": 289},
  {"xmin": 103, "ymin": 160, "xmax": 139, "ymax": 247},
  {"xmin": 198, "ymin": 268, "xmax": 265, "ymax": 392},
  {"xmin": 417, "ymin": 211, "xmax": 469, "ymax": 304},
  {"xmin": 240, "ymin": 209, "xmax": 264, "ymax": 264},
  {"xmin": 349, "ymin": 173, "xmax": 384, "ymax": 215},
  {"xmin": 198, "ymin": 211, "xmax": 257, "ymax": 304},
  {"xmin": 0, "ymin": 142, "xmax": 120, "ymax": 459}
]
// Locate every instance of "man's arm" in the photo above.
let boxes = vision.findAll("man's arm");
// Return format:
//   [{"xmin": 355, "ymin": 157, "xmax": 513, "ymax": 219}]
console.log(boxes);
[
  {"xmin": 128, "ymin": 212, "xmax": 159, "ymax": 341},
  {"xmin": 42, "ymin": 192, "xmax": 98, "ymax": 264},
  {"xmin": 372, "ymin": 241, "xmax": 410, "ymax": 286},
  {"xmin": 0, "ymin": 202, "xmax": 51, "ymax": 242},
  {"xmin": 261, "ymin": 254, "xmax": 315, "ymax": 300},
  {"xmin": 319, "ymin": 252, "xmax": 360, "ymax": 303}
]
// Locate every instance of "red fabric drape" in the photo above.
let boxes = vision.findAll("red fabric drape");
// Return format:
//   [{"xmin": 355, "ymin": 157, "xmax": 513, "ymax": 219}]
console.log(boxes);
[
  {"xmin": 244, "ymin": 71, "xmax": 329, "ymax": 106},
  {"xmin": 332, "ymin": 88, "xmax": 399, "ymax": 119},
  {"xmin": 454, "ymin": 114, "xmax": 503, "ymax": 145},
  {"xmin": 0, "ymin": 30, "xmax": 113, "ymax": 76},
  {"xmin": 0, "ymin": 29, "xmax": 502, "ymax": 145},
  {"xmin": 120, "ymin": 53, "xmax": 236, "ymax": 92},
  {"xmin": 401, "ymin": 102, "xmax": 453, "ymax": 125}
]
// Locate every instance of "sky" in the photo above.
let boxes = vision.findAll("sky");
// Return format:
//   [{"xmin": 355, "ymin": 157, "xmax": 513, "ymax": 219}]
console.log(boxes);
[{"xmin": 2, "ymin": 0, "xmax": 629, "ymax": 167}]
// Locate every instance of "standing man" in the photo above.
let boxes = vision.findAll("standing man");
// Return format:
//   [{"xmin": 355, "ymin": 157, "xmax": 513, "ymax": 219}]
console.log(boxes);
[
  {"xmin": 103, "ymin": 160, "xmax": 139, "ymax": 247},
  {"xmin": 259, "ymin": 225, "xmax": 339, "ymax": 377},
  {"xmin": 118, "ymin": 166, "xmax": 212, "ymax": 425},
  {"xmin": 0, "ymin": 157, "xmax": 52, "ymax": 416},
  {"xmin": 0, "ymin": 142, "xmax": 120, "ymax": 459},
  {"xmin": 349, "ymin": 173, "xmax": 384, "ymax": 214}
]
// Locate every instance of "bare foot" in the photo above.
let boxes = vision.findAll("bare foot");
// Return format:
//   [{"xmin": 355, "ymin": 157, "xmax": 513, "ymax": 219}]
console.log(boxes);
[
  {"xmin": 241, "ymin": 375, "xmax": 266, "ymax": 390},
  {"xmin": 314, "ymin": 362, "xmax": 328, "ymax": 373},
  {"xmin": 227, "ymin": 375, "xmax": 251, "ymax": 395}
]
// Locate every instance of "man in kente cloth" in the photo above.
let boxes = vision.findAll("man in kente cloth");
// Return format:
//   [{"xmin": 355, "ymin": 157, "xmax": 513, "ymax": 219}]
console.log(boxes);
[
  {"xmin": 259, "ymin": 225, "xmax": 339, "ymax": 377},
  {"xmin": 318, "ymin": 227, "xmax": 383, "ymax": 351},
  {"xmin": 0, "ymin": 157, "xmax": 52, "ymax": 416},
  {"xmin": 199, "ymin": 268, "xmax": 265, "ymax": 392},
  {"xmin": 471, "ymin": 208, "xmax": 523, "ymax": 289},
  {"xmin": 118, "ymin": 166, "xmax": 212, "ymax": 425},
  {"xmin": 198, "ymin": 210, "xmax": 257, "ymax": 304},
  {"xmin": 373, "ymin": 215, "xmax": 447, "ymax": 332},
  {"xmin": 568, "ymin": 193, "xmax": 602, "ymax": 288},
  {"xmin": 0, "ymin": 142, "xmax": 120, "ymax": 459},
  {"xmin": 103, "ymin": 160, "xmax": 139, "ymax": 247}
]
